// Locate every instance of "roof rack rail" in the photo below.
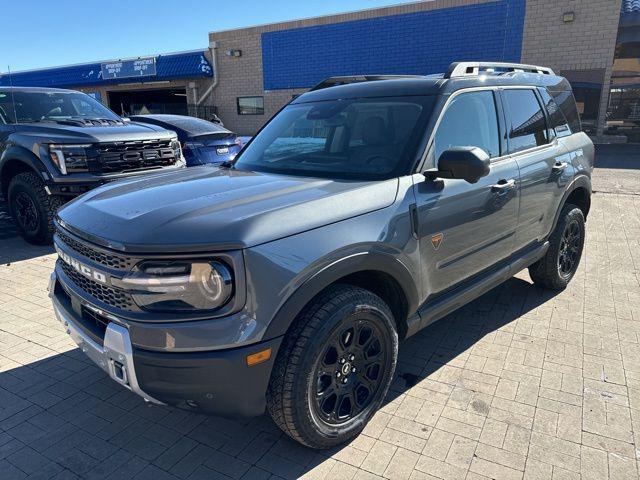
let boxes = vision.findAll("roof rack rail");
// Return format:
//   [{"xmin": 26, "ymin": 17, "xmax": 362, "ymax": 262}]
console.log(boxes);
[
  {"xmin": 444, "ymin": 62, "xmax": 555, "ymax": 78},
  {"xmin": 310, "ymin": 75, "xmax": 423, "ymax": 91}
]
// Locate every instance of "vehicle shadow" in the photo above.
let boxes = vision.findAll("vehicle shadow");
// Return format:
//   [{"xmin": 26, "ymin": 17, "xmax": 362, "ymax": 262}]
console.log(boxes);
[
  {"xmin": 0, "ymin": 196, "xmax": 55, "ymax": 264},
  {"xmin": 594, "ymin": 143, "xmax": 640, "ymax": 169},
  {"xmin": 0, "ymin": 276, "xmax": 561, "ymax": 478}
]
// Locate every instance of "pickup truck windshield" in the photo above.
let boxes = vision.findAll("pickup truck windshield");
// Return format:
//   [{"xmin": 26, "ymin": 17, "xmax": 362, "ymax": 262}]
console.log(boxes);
[
  {"xmin": 233, "ymin": 96, "xmax": 434, "ymax": 180},
  {"xmin": 0, "ymin": 90, "xmax": 121, "ymax": 124}
]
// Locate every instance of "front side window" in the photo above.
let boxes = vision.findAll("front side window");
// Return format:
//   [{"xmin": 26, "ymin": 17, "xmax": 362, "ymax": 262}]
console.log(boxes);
[
  {"xmin": 432, "ymin": 90, "xmax": 500, "ymax": 162},
  {"xmin": 237, "ymin": 96, "xmax": 264, "ymax": 115},
  {"xmin": 233, "ymin": 96, "xmax": 434, "ymax": 180},
  {"xmin": 0, "ymin": 90, "xmax": 121, "ymax": 124},
  {"xmin": 503, "ymin": 89, "xmax": 548, "ymax": 153}
]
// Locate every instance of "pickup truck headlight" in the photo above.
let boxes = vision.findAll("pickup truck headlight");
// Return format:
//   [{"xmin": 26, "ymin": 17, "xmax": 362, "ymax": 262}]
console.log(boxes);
[
  {"xmin": 49, "ymin": 144, "xmax": 92, "ymax": 174},
  {"xmin": 121, "ymin": 260, "xmax": 233, "ymax": 312},
  {"xmin": 170, "ymin": 138, "xmax": 186, "ymax": 167}
]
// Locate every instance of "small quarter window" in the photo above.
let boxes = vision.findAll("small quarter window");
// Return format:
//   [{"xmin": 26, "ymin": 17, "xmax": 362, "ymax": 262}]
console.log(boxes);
[
  {"xmin": 237, "ymin": 96, "xmax": 264, "ymax": 115},
  {"xmin": 538, "ymin": 88, "xmax": 572, "ymax": 138},
  {"xmin": 503, "ymin": 89, "xmax": 548, "ymax": 153}
]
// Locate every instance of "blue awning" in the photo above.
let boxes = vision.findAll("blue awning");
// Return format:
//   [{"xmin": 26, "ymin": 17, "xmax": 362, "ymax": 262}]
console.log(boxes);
[{"xmin": 0, "ymin": 50, "xmax": 213, "ymax": 88}]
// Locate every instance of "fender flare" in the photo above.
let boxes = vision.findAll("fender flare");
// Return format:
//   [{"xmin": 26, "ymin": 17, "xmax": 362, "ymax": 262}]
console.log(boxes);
[
  {"xmin": 0, "ymin": 146, "xmax": 47, "ymax": 195},
  {"xmin": 550, "ymin": 174, "xmax": 592, "ymax": 234},
  {"xmin": 262, "ymin": 251, "xmax": 420, "ymax": 340}
]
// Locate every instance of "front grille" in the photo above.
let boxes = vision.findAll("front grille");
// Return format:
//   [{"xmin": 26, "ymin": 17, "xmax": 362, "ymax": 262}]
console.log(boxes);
[
  {"xmin": 96, "ymin": 139, "xmax": 176, "ymax": 174},
  {"xmin": 59, "ymin": 260, "xmax": 134, "ymax": 310},
  {"xmin": 56, "ymin": 231, "xmax": 134, "ymax": 270}
]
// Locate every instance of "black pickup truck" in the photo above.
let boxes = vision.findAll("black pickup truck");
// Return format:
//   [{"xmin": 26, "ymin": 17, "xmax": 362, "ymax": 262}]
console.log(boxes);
[{"xmin": 0, "ymin": 86, "xmax": 184, "ymax": 244}]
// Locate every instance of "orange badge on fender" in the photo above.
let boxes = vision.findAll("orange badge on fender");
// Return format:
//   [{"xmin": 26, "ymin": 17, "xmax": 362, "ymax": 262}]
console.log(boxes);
[{"xmin": 431, "ymin": 233, "xmax": 443, "ymax": 250}]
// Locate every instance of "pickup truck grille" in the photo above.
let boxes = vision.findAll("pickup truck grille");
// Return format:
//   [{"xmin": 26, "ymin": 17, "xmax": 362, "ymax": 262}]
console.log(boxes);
[
  {"xmin": 95, "ymin": 139, "xmax": 176, "ymax": 174},
  {"xmin": 59, "ymin": 260, "xmax": 135, "ymax": 310}
]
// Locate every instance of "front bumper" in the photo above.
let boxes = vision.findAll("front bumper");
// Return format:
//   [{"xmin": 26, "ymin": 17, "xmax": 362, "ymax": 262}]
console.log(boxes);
[
  {"xmin": 49, "ymin": 272, "xmax": 282, "ymax": 417},
  {"xmin": 51, "ymin": 280, "xmax": 163, "ymax": 405}
]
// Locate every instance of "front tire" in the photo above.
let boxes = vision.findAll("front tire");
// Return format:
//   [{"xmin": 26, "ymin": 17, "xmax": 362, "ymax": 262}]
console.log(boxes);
[
  {"xmin": 529, "ymin": 203, "xmax": 585, "ymax": 290},
  {"xmin": 267, "ymin": 285, "xmax": 398, "ymax": 449},
  {"xmin": 8, "ymin": 172, "xmax": 64, "ymax": 245}
]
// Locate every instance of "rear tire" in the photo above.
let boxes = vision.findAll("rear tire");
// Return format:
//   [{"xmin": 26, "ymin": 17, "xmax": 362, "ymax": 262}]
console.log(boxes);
[
  {"xmin": 8, "ymin": 172, "xmax": 64, "ymax": 245},
  {"xmin": 529, "ymin": 203, "xmax": 585, "ymax": 290},
  {"xmin": 267, "ymin": 284, "xmax": 398, "ymax": 449}
]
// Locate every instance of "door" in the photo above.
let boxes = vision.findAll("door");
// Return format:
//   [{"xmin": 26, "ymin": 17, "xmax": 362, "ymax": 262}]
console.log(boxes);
[
  {"xmin": 412, "ymin": 89, "xmax": 520, "ymax": 298},
  {"xmin": 501, "ymin": 88, "xmax": 570, "ymax": 250}
]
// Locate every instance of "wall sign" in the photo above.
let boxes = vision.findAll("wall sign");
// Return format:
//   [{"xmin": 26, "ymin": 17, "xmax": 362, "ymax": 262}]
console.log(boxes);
[{"xmin": 101, "ymin": 57, "xmax": 157, "ymax": 80}]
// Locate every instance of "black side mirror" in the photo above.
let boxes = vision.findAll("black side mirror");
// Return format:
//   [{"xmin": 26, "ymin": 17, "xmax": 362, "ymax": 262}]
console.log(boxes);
[{"xmin": 434, "ymin": 146, "xmax": 491, "ymax": 184}]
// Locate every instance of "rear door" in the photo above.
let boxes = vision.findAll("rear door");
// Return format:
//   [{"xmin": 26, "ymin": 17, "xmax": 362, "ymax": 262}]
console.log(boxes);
[
  {"xmin": 501, "ymin": 88, "xmax": 571, "ymax": 250},
  {"xmin": 412, "ymin": 88, "xmax": 520, "ymax": 297}
]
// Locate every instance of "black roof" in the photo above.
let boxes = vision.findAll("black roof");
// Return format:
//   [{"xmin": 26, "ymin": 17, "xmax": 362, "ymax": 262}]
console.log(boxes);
[{"xmin": 293, "ymin": 72, "xmax": 571, "ymax": 104}]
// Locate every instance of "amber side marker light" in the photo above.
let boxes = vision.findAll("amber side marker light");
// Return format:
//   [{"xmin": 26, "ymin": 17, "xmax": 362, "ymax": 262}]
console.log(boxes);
[{"xmin": 246, "ymin": 348, "xmax": 272, "ymax": 366}]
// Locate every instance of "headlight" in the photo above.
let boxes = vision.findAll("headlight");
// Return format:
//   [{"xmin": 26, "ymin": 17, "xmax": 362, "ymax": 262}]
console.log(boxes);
[
  {"xmin": 49, "ymin": 144, "xmax": 91, "ymax": 174},
  {"xmin": 170, "ymin": 138, "xmax": 183, "ymax": 161},
  {"xmin": 120, "ymin": 260, "xmax": 233, "ymax": 312}
]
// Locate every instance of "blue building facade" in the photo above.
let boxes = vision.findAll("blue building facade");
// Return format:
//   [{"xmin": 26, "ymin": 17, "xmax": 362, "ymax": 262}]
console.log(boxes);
[
  {"xmin": 0, "ymin": 50, "xmax": 212, "ymax": 89},
  {"xmin": 261, "ymin": 0, "xmax": 526, "ymax": 90}
]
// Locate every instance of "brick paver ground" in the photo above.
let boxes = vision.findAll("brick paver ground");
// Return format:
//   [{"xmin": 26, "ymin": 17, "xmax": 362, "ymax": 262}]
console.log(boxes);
[{"xmin": 1, "ymin": 147, "xmax": 639, "ymax": 479}]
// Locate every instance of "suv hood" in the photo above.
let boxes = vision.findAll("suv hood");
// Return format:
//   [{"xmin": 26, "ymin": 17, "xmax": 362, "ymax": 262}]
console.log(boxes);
[
  {"xmin": 57, "ymin": 167, "xmax": 399, "ymax": 252},
  {"xmin": 14, "ymin": 121, "xmax": 175, "ymax": 143}
]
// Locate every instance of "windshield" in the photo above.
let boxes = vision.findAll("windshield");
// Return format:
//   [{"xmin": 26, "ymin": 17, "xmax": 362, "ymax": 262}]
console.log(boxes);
[
  {"xmin": 233, "ymin": 96, "xmax": 434, "ymax": 180},
  {"xmin": 0, "ymin": 90, "xmax": 121, "ymax": 124}
]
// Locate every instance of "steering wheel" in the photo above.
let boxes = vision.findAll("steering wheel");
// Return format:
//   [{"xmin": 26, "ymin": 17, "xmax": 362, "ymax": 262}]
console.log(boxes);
[
  {"xmin": 41, "ymin": 107, "xmax": 62, "ymax": 119},
  {"xmin": 365, "ymin": 154, "xmax": 394, "ymax": 166}
]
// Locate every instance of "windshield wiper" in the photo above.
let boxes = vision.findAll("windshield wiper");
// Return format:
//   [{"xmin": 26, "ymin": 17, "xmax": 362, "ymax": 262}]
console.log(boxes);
[{"xmin": 219, "ymin": 160, "xmax": 236, "ymax": 169}]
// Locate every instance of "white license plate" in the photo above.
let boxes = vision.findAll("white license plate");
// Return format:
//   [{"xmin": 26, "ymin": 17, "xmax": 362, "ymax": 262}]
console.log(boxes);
[{"xmin": 216, "ymin": 147, "xmax": 229, "ymax": 155}]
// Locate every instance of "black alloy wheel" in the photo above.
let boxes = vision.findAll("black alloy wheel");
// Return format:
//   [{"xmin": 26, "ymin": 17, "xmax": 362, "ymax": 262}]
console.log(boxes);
[
  {"xmin": 528, "ymin": 203, "xmax": 585, "ymax": 290},
  {"xmin": 13, "ymin": 191, "xmax": 40, "ymax": 233},
  {"xmin": 558, "ymin": 219, "xmax": 581, "ymax": 278},
  {"xmin": 267, "ymin": 284, "xmax": 398, "ymax": 449},
  {"xmin": 311, "ymin": 317, "xmax": 387, "ymax": 425}
]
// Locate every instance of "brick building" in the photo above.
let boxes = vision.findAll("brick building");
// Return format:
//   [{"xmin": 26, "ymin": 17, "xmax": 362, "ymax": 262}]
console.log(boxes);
[
  {"xmin": 206, "ymin": 0, "xmax": 627, "ymax": 136},
  {"xmin": 2, "ymin": 0, "xmax": 638, "ymax": 138}
]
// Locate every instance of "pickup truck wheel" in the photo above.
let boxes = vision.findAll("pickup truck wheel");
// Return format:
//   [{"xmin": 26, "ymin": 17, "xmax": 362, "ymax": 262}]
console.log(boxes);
[
  {"xmin": 8, "ymin": 172, "xmax": 64, "ymax": 244},
  {"xmin": 267, "ymin": 284, "xmax": 398, "ymax": 449},
  {"xmin": 529, "ymin": 203, "xmax": 585, "ymax": 290}
]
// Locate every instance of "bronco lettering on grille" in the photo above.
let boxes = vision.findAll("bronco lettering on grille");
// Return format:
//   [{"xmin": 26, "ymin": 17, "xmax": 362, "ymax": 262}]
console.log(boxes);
[{"xmin": 56, "ymin": 247, "xmax": 109, "ymax": 285}]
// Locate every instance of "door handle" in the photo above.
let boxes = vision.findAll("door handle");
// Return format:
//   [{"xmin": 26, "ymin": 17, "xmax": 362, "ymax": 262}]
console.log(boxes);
[
  {"xmin": 491, "ymin": 179, "xmax": 516, "ymax": 193},
  {"xmin": 552, "ymin": 161, "xmax": 568, "ymax": 173}
]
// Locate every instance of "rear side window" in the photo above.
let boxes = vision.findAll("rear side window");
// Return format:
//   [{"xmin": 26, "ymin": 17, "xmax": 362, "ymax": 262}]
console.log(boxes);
[
  {"xmin": 503, "ymin": 89, "xmax": 548, "ymax": 153},
  {"xmin": 550, "ymin": 90, "xmax": 581, "ymax": 134},
  {"xmin": 538, "ymin": 88, "xmax": 572, "ymax": 138},
  {"xmin": 432, "ymin": 90, "xmax": 500, "ymax": 160}
]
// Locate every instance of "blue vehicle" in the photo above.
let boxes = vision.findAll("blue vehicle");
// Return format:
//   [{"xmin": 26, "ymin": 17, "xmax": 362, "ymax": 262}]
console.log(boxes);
[{"xmin": 129, "ymin": 114, "xmax": 243, "ymax": 166}]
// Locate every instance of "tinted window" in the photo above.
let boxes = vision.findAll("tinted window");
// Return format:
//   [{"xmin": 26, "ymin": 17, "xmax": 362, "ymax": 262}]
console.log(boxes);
[
  {"xmin": 550, "ymin": 90, "xmax": 581, "ymax": 134},
  {"xmin": 503, "ymin": 89, "xmax": 548, "ymax": 153},
  {"xmin": 233, "ymin": 96, "xmax": 434, "ymax": 180},
  {"xmin": 237, "ymin": 96, "xmax": 264, "ymax": 115},
  {"xmin": 0, "ymin": 90, "xmax": 120, "ymax": 123},
  {"xmin": 433, "ymin": 90, "xmax": 500, "ymax": 160},
  {"xmin": 538, "ymin": 88, "xmax": 572, "ymax": 138}
]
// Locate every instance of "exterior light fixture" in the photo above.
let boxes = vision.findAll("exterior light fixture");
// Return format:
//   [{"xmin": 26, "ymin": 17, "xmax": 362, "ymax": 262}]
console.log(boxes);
[{"xmin": 562, "ymin": 11, "xmax": 575, "ymax": 23}]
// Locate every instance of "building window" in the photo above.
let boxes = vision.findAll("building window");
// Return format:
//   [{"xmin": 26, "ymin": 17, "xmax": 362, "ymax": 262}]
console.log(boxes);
[{"xmin": 237, "ymin": 96, "xmax": 264, "ymax": 115}]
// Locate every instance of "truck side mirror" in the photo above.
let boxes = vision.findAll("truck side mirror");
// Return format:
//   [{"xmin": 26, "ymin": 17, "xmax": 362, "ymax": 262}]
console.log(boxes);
[{"xmin": 434, "ymin": 146, "xmax": 490, "ymax": 184}]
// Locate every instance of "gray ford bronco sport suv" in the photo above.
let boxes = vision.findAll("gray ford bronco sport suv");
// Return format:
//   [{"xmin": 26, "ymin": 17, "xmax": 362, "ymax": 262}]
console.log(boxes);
[
  {"xmin": 49, "ymin": 62, "xmax": 593, "ymax": 448},
  {"xmin": 0, "ymin": 87, "xmax": 184, "ymax": 244}
]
